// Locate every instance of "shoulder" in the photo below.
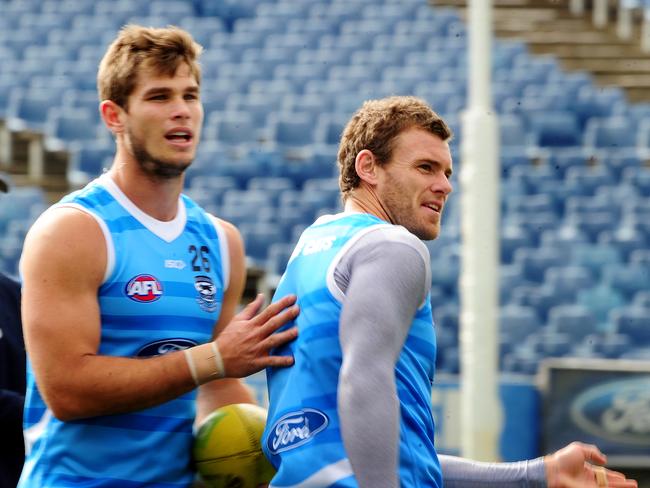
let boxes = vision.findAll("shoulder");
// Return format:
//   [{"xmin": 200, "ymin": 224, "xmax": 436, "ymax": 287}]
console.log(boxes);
[
  {"xmin": 205, "ymin": 215, "xmax": 243, "ymax": 254},
  {"xmin": 22, "ymin": 205, "xmax": 107, "ymax": 283},
  {"xmin": 350, "ymin": 224, "xmax": 430, "ymax": 265}
]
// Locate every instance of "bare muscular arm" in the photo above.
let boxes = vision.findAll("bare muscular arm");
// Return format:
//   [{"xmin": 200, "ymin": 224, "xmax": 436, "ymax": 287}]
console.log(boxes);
[{"xmin": 21, "ymin": 207, "xmax": 297, "ymax": 422}]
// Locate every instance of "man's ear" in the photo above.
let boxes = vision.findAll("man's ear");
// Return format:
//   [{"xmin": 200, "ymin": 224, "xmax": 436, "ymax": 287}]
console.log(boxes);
[
  {"xmin": 100, "ymin": 100, "xmax": 125, "ymax": 135},
  {"xmin": 354, "ymin": 149, "xmax": 379, "ymax": 185}
]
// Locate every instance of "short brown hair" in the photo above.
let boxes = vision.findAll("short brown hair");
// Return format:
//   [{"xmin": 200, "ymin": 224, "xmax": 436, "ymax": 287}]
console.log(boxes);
[
  {"xmin": 337, "ymin": 96, "xmax": 452, "ymax": 198},
  {"xmin": 97, "ymin": 24, "xmax": 203, "ymax": 109}
]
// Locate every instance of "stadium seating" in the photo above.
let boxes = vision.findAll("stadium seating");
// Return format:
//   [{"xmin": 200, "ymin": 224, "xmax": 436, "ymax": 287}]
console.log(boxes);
[{"xmin": 2, "ymin": 0, "xmax": 650, "ymax": 372}]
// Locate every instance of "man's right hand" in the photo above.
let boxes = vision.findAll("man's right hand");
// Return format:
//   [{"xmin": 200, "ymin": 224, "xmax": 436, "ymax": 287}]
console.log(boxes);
[{"xmin": 216, "ymin": 294, "xmax": 299, "ymax": 378}]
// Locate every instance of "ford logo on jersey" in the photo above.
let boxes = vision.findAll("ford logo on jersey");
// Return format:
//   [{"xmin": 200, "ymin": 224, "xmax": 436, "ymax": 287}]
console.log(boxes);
[
  {"xmin": 125, "ymin": 274, "xmax": 163, "ymax": 302},
  {"xmin": 267, "ymin": 408, "xmax": 329, "ymax": 454},
  {"xmin": 137, "ymin": 338, "xmax": 198, "ymax": 357},
  {"xmin": 570, "ymin": 377, "xmax": 650, "ymax": 445}
]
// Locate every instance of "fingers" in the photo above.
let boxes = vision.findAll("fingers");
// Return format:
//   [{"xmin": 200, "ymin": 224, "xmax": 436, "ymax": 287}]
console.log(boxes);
[
  {"xmin": 586, "ymin": 464, "xmax": 638, "ymax": 488},
  {"xmin": 580, "ymin": 443, "xmax": 607, "ymax": 466},
  {"xmin": 253, "ymin": 294, "xmax": 298, "ymax": 327},
  {"xmin": 236, "ymin": 293, "xmax": 265, "ymax": 320},
  {"xmin": 263, "ymin": 327, "xmax": 298, "ymax": 350},
  {"xmin": 258, "ymin": 303, "xmax": 300, "ymax": 336},
  {"xmin": 263, "ymin": 354, "xmax": 295, "ymax": 368}
]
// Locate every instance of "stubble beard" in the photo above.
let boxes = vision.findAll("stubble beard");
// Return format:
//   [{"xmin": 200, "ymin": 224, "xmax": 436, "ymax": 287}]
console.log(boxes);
[
  {"xmin": 382, "ymin": 182, "xmax": 440, "ymax": 241},
  {"xmin": 129, "ymin": 129, "xmax": 192, "ymax": 180}
]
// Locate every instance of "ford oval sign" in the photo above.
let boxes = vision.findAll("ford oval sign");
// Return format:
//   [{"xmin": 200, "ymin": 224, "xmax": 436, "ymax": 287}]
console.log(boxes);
[
  {"xmin": 570, "ymin": 377, "xmax": 650, "ymax": 445},
  {"xmin": 137, "ymin": 338, "xmax": 198, "ymax": 358},
  {"xmin": 267, "ymin": 408, "xmax": 329, "ymax": 455}
]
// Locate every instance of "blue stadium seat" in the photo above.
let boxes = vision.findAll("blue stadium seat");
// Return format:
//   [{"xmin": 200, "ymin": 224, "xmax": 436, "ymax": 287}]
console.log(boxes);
[
  {"xmin": 499, "ymin": 114, "xmax": 537, "ymax": 147},
  {"xmin": 545, "ymin": 147, "xmax": 591, "ymax": 177},
  {"xmin": 598, "ymin": 226, "xmax": 647, "ymax": 261},
  {"xmin": 202, "ymin": 110, "xmax": 259, "ymax": 151},
  {"xmin": 67, "ymin": 141, "xmax": 113, "ymax": 181},
  {"xmin": 275, "ymin": 64, "xmax": 331, "ymax": 89},
  {"xmin": 296, "ymin": 48, "xmax": 352, "ymax": 67},
  {"xmin": 501, "ymin": 344, "xmax": 542, "ymax": 375},
  {"xmin": 265, "ymin": 242, "xmax": 294, "ymax": 277},
  {"xmin": 224, "ymin": 92, "xmax": 284, "ymax": 130},
  {"xmin": 528, "ymin": 110, "xmax": 581, "ymax": 147},
  {"xmin": 313, "ymin": 113, "xmax": 349, "ymax": 147},
  {"xmin": 499, "ymin": 304, "xmax": 541, "ymax": 345},
  {"xmin": 601, "ymin": 263, "xmax": 650, "ymax": 301},
  {"xmin": 612, "ymin": 306, "xmax": 650, "ymax": 343},
  {"xmin": 198, "ymin": 0, "xmax": 257, "ymax": 29},
  {"xmin": 248, "ymin": 79, "xmax": 299, "ymax": 98},
  {"xmin": 149, "ymin": 0, "xmax": 196, "ymax": 18},
  {"xmin": 543, "ymin": 266, "xmax": 593, "ymax": 303},
  {"xmin": 264, "ymin": 32, "xmax": 321, "ymax": 52},
  {"xmin": 239, "ymin": 221, "xmax": 289, "ymax": 266},
  {"xmin": 266, "ymin": 112, "xmax": 316, "ymax": 159},
  {"xmin": 500, "ymin": 225, "xmax": 534, "ymax": 265},
  {"xmin": 565, "ymin": 165, "xmax": 616, "ymax": 195},
  {"xmin": 510, "ymin": 284, "xmax": 571, "ymax": 323},
  {"xmin": 185, "ymin": 176, "xmax": 238, "ymax": 208},
  {"xmin": 569, "ymin": 242, "xmax": 623, "ymax": 280},
  {"xmin": 593, "ymin": 333, "xmax": 632, "ymax": 359},
  {"xmin": 577, "ymin": 284, "xmax": 626, "ymax": 332},
  {"xmin": 583, "ymin": 116, "xmax": 637, "ymax": 151},
  {"xmin": 547, "ymin": 304, "xmax": 598, "ymax": 341},
  {"xmin": 178, "ymin": 17, "xmax": 226, "ymax": 47},
  {"xmin": 570, "ymin": 85, "xmax": 626, "ymax": 130},
  {"xmin": 621, "ymin": 166, "xmax": 650, "ymax": 196},
  {"xmin": 5, "ymin": 88, "xmax": 62, "ymax": 132},
  {"xmin": 500, "ymin": 263, "xmax": 530, "ymax": 304},
  {"xmin": 247, "ymin": 177, "xmax": 296, "ymax": 206},
  {"xmin": 539, "ymin": 225, "xmax": 590, "ymax": 256},
  {"xmin": 629, "ymin": 249, "xmax": 650, "ymax": 268},
  {"xmin": 45, "ymin": 108, "xmax": 100, "ymax": 147},
  {"xmin": 530, "ymin": 327, "xmax": 573, "ymax": 357},
  {"xmin": 632, "ymin": 290, "xmax": 650, "ymax": 309},
  {"xmin": 280, "ymin": 93, "xmax": 333, "ymax": 120}
]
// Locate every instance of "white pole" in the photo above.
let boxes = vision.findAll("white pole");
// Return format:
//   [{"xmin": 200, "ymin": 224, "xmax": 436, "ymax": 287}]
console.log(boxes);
[
  {"xmin": 593, "ymin": 0, "xmax": 609, "ymax": 28},
  {"xmin": 459, "ymin": 0, "xmax": 502, "ymax": 462},
  {"xmin": 642, "ymin": 7, "xmax": 650, "ymax": 53},
  {"xmin": 569, "ymin": 0, "xmax": 585, "ymax": 16},
  {"xmin": 616, "ymin": 1, "xmax": 634, "ymax": 40}
]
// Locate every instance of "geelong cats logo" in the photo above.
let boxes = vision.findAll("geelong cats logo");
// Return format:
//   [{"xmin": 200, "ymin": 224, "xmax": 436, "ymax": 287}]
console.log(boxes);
[{"xmin": 194, "ymin": 275, "xmax": 218, "ymax": 312}]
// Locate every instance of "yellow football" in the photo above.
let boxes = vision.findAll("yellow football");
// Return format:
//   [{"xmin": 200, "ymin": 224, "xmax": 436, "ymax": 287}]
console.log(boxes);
[{"xmin": 193, "ymin": 403, "xmax": 275, "ymax": 488}]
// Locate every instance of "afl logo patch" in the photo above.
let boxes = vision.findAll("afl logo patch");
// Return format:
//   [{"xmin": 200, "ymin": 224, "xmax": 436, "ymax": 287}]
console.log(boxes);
[{"xmin": 126, "ymin": 274, "xmax": 163, "ymax": 302}]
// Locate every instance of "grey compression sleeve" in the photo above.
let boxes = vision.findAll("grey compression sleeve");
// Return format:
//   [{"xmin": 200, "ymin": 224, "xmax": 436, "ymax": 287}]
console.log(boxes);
[
  {"xmin": 440, "ymin": 455, "xmax": 547, "ymax": 488},
  {"xmin": 335, "ymin": 226, "xmax": 431, "ymax": 488},
  {"xmin": 333, "ymin": 228, "xmax": 551, "ymax": 488}
]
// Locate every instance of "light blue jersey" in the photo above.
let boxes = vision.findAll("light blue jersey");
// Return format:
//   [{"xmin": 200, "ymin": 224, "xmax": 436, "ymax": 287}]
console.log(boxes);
[
  {"xmin": 19, "ymin": 176, "xmax": 228, "ymax": 487},
  {"xmin": 263, "ymin": 213, "xmax": 440, "ymax": 487}
]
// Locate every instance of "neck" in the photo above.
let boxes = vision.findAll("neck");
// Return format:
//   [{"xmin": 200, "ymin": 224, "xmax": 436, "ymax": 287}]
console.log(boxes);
[
  {"xmin": 344, "ymin": 186, "xmax": 394, "ymax": 224},
  {"xmin": 107, "ymin": 155, "xmax": 183, "ymax": 222}
]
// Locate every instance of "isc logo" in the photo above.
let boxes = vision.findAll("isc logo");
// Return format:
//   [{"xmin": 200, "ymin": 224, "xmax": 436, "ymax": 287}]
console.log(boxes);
[{"xmin": 126, "ymin": 274, "xmax": 163, "ymax": 303}]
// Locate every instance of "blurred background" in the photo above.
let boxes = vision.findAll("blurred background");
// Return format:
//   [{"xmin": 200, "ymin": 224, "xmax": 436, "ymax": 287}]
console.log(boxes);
[{"xmin": 0, "ymin": 0, "xmax": 649, "ymax": 483}]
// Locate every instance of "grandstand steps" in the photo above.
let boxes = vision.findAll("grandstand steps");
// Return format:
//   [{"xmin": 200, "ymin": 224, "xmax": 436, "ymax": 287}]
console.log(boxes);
[
  {"xmin": 433, "ymin": 0, "xmax": 650, "ymax": 102},
  {"xmin": 4, "ymin": 130, "xmax": 71, "ymax": 203}
]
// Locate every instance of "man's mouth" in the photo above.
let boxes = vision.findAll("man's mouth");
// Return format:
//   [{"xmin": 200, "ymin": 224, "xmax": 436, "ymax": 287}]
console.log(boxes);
[
  {"xmin": 165, "ymin": 131, "xmax": 192, "ymax": 142},
  {"xmin": 423, "ymin": 202, "xmax": 442, "ymax": 214}
]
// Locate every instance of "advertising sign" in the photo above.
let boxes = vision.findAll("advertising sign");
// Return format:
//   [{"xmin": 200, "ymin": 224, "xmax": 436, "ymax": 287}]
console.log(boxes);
[{"xmin": 539, "ymin": 358, "xmax": 650, "ymax": 467}]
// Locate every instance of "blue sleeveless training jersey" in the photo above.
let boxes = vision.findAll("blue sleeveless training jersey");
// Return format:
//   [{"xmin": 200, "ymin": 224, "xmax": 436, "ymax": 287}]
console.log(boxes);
[
  {"xmin": 262, "ymin": 213, "xmax": 441, "ymax": 488},
  {"xmin": 19, "ymin": 176, "xmax": 227, "ymax": 487}
]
